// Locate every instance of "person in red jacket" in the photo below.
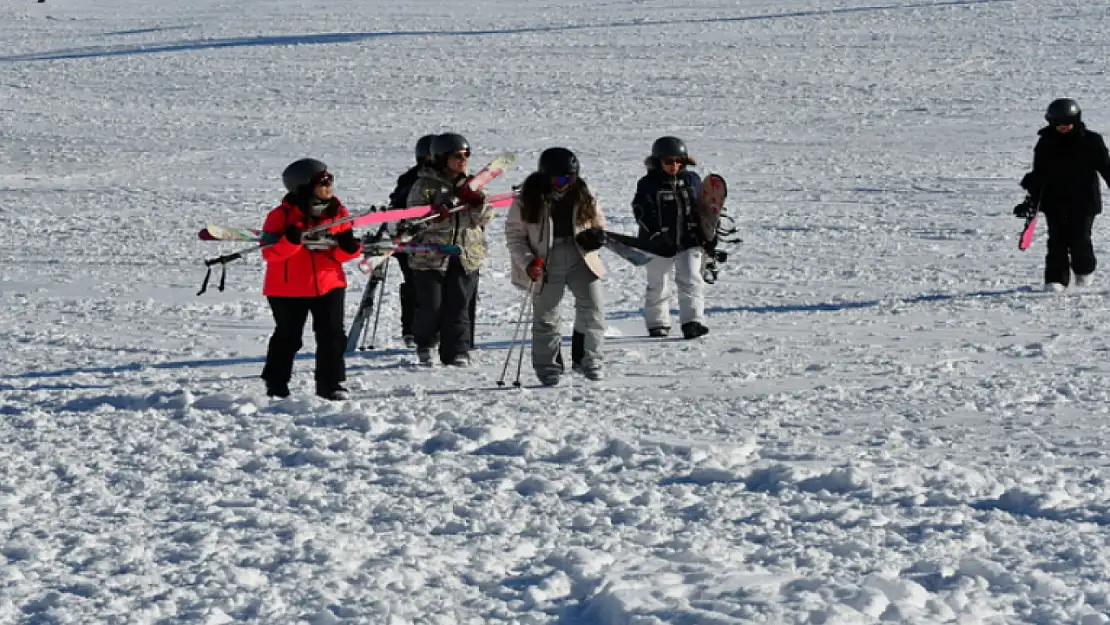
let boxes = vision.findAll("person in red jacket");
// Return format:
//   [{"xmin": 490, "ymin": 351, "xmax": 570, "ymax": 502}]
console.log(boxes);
[{"xmin": 260, "ymin": 158, "xmax": 361, "ymax": 400}]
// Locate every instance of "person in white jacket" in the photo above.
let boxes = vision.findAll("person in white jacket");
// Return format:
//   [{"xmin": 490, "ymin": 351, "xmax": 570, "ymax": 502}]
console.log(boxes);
[{"xmin": 504, "ymin": 147, "xmax": 607, "ymax": 386}]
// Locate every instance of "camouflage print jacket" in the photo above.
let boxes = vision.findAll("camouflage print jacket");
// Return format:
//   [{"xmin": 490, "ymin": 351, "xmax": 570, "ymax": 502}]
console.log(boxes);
[{"xmin": 404, "ymin": 167, "xmax": 494, "ymax": 274}]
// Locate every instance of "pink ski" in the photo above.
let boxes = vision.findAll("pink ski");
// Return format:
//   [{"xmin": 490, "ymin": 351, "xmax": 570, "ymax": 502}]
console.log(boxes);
[
  {"xmin": 1018, "ymin": 213, "xmax": 1038, "ymax": 250},
  {"xmin": 200, "ymin": 191, "xmax": 517, "ymax": 242}
]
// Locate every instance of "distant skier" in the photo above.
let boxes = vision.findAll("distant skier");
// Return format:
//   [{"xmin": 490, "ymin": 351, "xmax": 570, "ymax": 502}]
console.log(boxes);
[
  {"xmin": 632, "ymin": 136, "xmax": 709, "ymax": 339},
  {"xmin": 505, "ymin": 147, "xmax": 607, "ymax": 386},
  {"xmin": 1020, "ymin": 98, "xmax": 1110, "ymax": 291},
  {"xmin": 387, "ymin": 134, "xmax": 436, "ymax": 348},
  {"xmin": 405, "ymin": 133, "xmax": 492, "ymax": 367},
  {"xmin": 260, "ymin": 159, "xmax": 361, "ymax": 400}
]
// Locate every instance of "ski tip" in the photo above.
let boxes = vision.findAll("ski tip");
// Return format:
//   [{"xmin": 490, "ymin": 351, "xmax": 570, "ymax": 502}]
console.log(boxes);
[{"xmin": 198, "ymin": 228, "xmax": 215, "ymax": 241}]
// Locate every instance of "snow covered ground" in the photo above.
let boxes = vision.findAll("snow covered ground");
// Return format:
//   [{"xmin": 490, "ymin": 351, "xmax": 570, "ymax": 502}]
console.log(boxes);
[{"xmin": 3, "ymin": 0, "xmax": 1110, "ymax": 623}]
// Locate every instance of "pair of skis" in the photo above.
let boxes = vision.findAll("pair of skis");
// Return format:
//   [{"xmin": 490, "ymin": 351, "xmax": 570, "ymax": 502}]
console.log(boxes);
[
  {"xmin": 196, "ymin": 152, "xmax": 517, "ymax": 295},
  {"xmin": 344, "ymin": 153, "xmax": 518, "ymax": 351}
]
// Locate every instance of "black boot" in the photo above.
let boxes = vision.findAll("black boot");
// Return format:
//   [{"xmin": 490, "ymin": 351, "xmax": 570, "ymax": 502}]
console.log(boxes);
[
  {"xmin": 316, "ymin": 385, "xmax": 350, "ymax": 401},
  {"xmin": 681, "ymin": 322, "xmax": 709, "ymax": 340},
  {"xmin": 266, "ymin": 382, "xmax": 290, "ymax": 398}
]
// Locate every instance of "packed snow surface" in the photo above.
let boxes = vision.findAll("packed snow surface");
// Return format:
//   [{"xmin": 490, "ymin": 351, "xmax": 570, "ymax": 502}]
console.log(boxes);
[{"xmin": 3, "ymin": 0, "xmax": 1110, "ymax": 623}]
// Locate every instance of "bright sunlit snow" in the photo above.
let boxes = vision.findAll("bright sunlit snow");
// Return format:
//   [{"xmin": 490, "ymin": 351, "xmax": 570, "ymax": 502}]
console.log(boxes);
[{"xmin": 3, "ymin": 0, "xmax": 1110, "ymax": 623}]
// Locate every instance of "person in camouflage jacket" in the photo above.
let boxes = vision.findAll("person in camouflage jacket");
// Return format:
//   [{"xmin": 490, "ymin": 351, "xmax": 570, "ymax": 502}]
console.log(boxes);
[{"xmin": 404, "ymin": 133, "xmax": 493, "ymax": 366}]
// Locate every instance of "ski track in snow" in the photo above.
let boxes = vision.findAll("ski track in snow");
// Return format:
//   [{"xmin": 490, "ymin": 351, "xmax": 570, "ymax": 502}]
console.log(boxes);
[{"xmin": 3, "ymin": 0, "xmax": 1110, "ymax": 623}]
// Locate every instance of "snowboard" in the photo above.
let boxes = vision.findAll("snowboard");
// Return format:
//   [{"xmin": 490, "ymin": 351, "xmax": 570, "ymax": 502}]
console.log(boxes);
[{"xmin": 697, "ymin": 173, "xmax": 728, "ymax": 244}]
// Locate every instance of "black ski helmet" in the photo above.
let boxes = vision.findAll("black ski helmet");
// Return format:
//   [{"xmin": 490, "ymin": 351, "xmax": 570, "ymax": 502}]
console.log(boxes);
[
  {"xmin": 1045, "ymin": 98, "xmax": 1081, "ymax": 124},
  {"xmin": 414, "ymin": 134, "xmax": 436, "ymax": 163},
  {"xmin": 282, "ymin": 158, "xmax": 329, "ymax": 193},
  {"xmin": 651, "ymin": 136, "xmax": 689, "ymax": 160},
  {"xmin": 537, "ymin": 147, "xmax": 579, "ymax": 177},
  {"xmin": 431, "ymin": 133, "xmax": 470, "ymax": 165}
]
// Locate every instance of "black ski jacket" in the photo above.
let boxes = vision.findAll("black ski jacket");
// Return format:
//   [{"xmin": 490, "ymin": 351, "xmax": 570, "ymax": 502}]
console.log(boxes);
[
  {"xmin": 632, "ymin": 168, "xmax": 703, "ymax": 252},
  {"xmin": 389, "ymin": 165, "xmax": 422, "ymax": 208},
  {"xmin": 1021, "ymin": 123, "xmax": 1110, "ymax": 216}
]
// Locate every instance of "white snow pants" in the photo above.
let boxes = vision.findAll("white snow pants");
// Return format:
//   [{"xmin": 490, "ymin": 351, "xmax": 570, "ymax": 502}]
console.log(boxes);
[{"xmin": 643, "ymin": 247, "xmax": 705, "ymax": 330}]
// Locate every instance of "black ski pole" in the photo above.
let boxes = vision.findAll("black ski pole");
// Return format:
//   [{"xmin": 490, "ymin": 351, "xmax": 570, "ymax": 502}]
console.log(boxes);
[
  {"xmin": 367, "ymin": 258, "xmax": 391, "ymax": 349},
  {"xmin": 497, "ymin": 282, "xmax": 533, "ymax": 386}
]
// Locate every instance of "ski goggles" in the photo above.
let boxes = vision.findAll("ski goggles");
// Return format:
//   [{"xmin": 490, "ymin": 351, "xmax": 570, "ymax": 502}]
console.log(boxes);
[
  {"xmin": 312, "ymin": 171, "xmax": 334, "ymax": 187},
  {"xmin": 450, "ymin": 150, "xmax": 471, "ymax": 160},
  {"xmin": 660, "ymin": 157, "xmax": 685, "ymax": 167},
  {"xmin": 551, "ymin": 174, "xmax": 576, "ymax": 189}
]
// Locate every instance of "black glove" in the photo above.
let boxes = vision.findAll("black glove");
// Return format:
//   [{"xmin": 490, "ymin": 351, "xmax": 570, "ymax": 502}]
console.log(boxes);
[
  {"xmin": 335, "ymin": 229, "xmax": 359, "ymax": 254},
  {"xmin": 1013, "ymin": 197, "xmax": 1035, "ymax": 219},
  {"xmin": 575, "ymin": 227, "xmax": 606, "ymax": 252},
  {"xmin": 284, "ymin": 224, "xmax": 303, "ymax": 245}
]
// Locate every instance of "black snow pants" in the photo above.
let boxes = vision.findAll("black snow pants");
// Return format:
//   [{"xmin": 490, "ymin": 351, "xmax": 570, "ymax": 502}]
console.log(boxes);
[
  {"xmin": 1043, "ymin": 211, "xmax": 1097, "ymax": 286},
  {"xmin": 412, "ymin": 258, "xmax": 478, "ymax": 364},
  {"xmin": 261, "ymin": 287, "xmax": 347, "ymax": 391}
]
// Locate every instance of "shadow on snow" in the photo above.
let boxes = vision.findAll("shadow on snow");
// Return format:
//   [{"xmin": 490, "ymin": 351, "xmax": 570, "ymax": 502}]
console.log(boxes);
[
  {"xmin": 605, "ymin": 285, "xmax": 1035, "ymax": 321},
  {"xmin": 10, "ymin": 284, "xmax": 1035, "ymax": 380},
  {"xmin": 4, "ymin": 0, "xmax": 1010, "ymax": 62}
]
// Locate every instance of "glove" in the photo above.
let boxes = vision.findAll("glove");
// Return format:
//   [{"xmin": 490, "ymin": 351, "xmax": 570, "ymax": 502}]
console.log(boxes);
[
  {"xmin": 575, "ymin": 227, "xmax": 606, "ymax": 252},
  {"xmin": 284, "ymin": 224, "xmax": 303, "ymax": 245},
  {"xmin": 456, "ymin": 181, "xmax": 486, "ymax": 208},
  {"xmin": 335, "ymin": 229, "xmax": 360, "ymax": 254},
  {"xmin": 1013, "ymin": 197, "xmax": 1035, "ymax": 219},
  {"xmin": 431, "ymin": 203, "xmax": 454, "ymax": 223},
  {"xmin": 526, "ymin": 258, "xmax": 545, "ymax": 281}
]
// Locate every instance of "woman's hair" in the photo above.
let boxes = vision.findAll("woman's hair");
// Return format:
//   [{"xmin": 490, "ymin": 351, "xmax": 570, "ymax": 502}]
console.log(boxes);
[
  {"xmin": 283, "ymin": 192, "xmax": 340, "ymax": 220},
  {"xmin": 518, "ymin": 171, "xmax": 599, "ymax": 226}
]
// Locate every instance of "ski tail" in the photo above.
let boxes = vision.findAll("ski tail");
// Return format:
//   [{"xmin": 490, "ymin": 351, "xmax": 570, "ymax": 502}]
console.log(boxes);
[
  {"xmin": 345, "ymin": 263, "xmax": 388, "ymax": 353},
  {"xmin": 1018, "ymin": 213, "xmax": 1038, "ymax": 251},
  {"xmin": 466, "ymin": 152, "xmax": 517, "ymax": 191},
  {"xmin": 604, "ymin": 230, "xmax": 677, "ymax": 258},
  {"xmin": 602, "ymin": 237, "xmax": 654, "ymax": 266}
]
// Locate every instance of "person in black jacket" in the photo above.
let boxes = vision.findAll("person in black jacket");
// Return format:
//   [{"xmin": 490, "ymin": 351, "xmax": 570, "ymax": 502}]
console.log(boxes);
[
  {"xmin": 1021, "ymin": 98, "xmax": 1110, "ymax": 290},
  {"xmin": 387, "ymin": 134, "xmax": 436, "ymax": 347},
  {"xmin": 632, "ymin": 136, "xmax": 708, "ymax": 340}
]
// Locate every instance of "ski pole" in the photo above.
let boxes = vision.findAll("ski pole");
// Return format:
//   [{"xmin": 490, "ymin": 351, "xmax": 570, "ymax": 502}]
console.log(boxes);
[
  {"xmin": 497, "ymin": 282, "xmax": 534, "ymax": 386},
  {"xmin": 366, "ymin": 257, "xmax": 391, "ymax": 349},
  {"xmin": 511, "ymin": 293, "xmax": 533, "ymax": 388}
]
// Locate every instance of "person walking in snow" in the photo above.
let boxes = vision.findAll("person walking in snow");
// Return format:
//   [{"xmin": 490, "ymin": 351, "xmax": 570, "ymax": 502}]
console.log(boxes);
[
  {"xmin": 632, "ymin": 136, "xmax": 709, "ymax": 340},
  {"xmin": 405, "ymin": 133, "xmax": 493, "ymax": 367},
  {"xmin": 505, "ymin": 147, "xmax": 607, "ymax": 386},
  {"xmin": 1020, "ymin": 98, "xmax": 1110, "ymax": 290},
  {"xmin": 260, "ymin": 159, "xmax": 362, "ymax": 401},
  {"xmin": 387, "ymin": 134, "xmax": 436, "ymax": 348}
]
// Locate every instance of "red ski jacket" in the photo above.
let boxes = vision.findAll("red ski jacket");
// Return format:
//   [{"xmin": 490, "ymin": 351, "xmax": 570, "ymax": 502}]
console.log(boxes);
[{"xmin": 260, "ymin": 199, "xmax": 361, "ymax": 298}]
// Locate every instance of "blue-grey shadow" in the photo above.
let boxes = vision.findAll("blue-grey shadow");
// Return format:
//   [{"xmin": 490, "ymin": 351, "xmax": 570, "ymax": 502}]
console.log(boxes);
[
  {"xmin": 606, "ymin": 286, "xmax": 1034, "ymax": 321},
  {"xmin": 4, "ymin": 0, "xmax": 1011, "ymax": 62},
  {"xmin": 10, "ymin": 285, "xmax": 1033, "ymax": 380}
]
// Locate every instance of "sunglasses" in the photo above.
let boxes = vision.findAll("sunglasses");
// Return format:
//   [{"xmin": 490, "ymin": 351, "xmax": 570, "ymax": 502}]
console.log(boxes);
[
  {"xmin": 312, "ymin": 171, "xmax": 334, "ymax": 187},
  {"xmin": 661, "ymin": 157, "xmax": 685, "ymax": 167},
  {"xmin": 450, "ymin": 150, "xmax": 471, "ymax": 160},
  {"xmin": 551, "ymin": 174, "xmax": 576, "ymax": 189}
]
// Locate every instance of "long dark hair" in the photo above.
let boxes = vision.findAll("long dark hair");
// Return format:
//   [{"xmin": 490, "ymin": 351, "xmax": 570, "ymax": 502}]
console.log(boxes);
[
  {"xmin": 517, "ymin": 172, "xmax": 600, "ymax": 226},
  {"xmin": 283, "ymin": 192, "xmax": 341, "ymax": 221}
]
